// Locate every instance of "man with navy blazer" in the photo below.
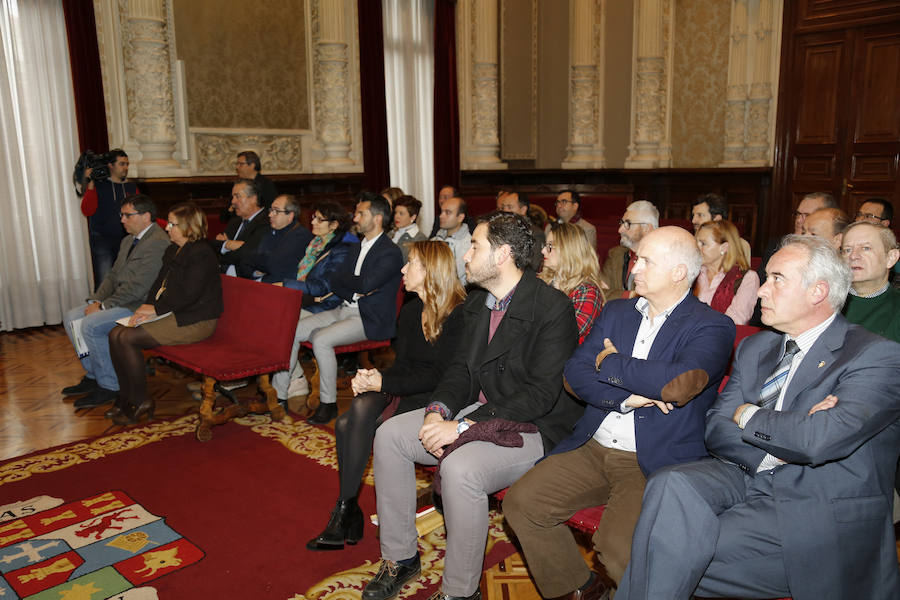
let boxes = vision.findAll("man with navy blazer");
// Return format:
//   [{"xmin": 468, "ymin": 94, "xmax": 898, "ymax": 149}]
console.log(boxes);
[
  {"xmin": 617, "ymin": 235, "xmax": 900, "ymax": 600},
  {"xmin": 236, "ymin": 194, "xmax": 312, "ymax": 283},
  {"xmin": 503, "ymin": 226, "xmax": 735, "ymax": 600},
  {"xmin": 284, "ymin": 193, "xmax": 403, "ymax": 425}
]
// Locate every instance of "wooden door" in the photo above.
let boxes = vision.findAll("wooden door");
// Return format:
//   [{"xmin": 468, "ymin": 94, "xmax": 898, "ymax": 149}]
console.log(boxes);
[{"xmin": 771, "ymin": 1, "xmax": 900, "ymax": 241}]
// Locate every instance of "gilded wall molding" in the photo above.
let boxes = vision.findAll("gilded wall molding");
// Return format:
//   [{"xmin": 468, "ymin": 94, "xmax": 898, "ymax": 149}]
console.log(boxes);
[{"xmin": 190, "ymin": 129, "xmax": 313, "ymax": 175}]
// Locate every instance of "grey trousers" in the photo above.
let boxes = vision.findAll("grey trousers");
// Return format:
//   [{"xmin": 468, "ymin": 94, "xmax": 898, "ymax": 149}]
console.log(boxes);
[
  {"xmin": 272, "ymin": 306, "xmax": 363, "ymax": 403},
  {"xmin": 616, "ymin": 458, "xmax": 790, "ymax": 600},
  {"xmin": 373, "ymin": 407, "xmax": 545, "ymax": 597}
]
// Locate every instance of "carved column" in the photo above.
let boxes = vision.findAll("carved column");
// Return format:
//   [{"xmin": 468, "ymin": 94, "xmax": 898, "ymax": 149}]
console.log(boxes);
[
  {"xmin": 562, "ymin": 0, "xmax": 605, "ymax": 169},
  {"xmin": 458, "ymin": 0, "xmax": 505, "ymax": 169},
  {"xmin": 121, "ymin": 0, "xmax": 180, "ymax": 174},
  {"xmin": 745, "ymin": 0, "xmax": 778, "ymax": 165},
  {"xmin": 313, "ymin": 0, "xmax": 354, "ymax": 167},
  {"xmin": 625, "ymin": 0, "xmax": 673, "ymax": 168},
  {"xmin": 721, "ymin": 0, "xmax": 749, "ymax": 166}
]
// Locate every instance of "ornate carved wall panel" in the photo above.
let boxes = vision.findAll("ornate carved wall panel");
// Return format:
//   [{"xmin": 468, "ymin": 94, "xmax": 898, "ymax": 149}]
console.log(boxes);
[
  {"xmin": 670, "ymin": 0, "xmax": 730, "ymax": 167},
  {"xmin": 172, "ymin": 0, "xmax": 310, "ymax": 131},
  {"xmin": 94, "ymin": 0, "xmax": 362, "ymax": 177}
]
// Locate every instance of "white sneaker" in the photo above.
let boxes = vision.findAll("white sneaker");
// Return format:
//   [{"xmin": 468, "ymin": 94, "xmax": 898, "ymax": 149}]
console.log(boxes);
[{"xmin": 288, "ymin": 374, "xmax": 309, "ymax": 397}]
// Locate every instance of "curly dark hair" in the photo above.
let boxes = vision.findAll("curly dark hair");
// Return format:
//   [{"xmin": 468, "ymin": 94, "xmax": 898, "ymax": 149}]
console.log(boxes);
[{"xmin": 478, "ymin": 210, "xmax": 535, "ymax": 271}]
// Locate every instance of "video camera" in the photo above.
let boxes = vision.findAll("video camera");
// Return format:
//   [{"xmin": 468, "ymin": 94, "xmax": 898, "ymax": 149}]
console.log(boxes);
[{"xmin": 73, "ymin": 150, "xmax": 113, "ymax": 197}]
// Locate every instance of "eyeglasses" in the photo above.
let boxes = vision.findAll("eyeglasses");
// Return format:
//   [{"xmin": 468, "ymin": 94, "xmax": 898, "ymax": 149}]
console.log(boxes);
[
  {"xmin": 269, "ymin": 208, "xmax": 291, "ymax": 215},
  {"xmin": 618, "ymin": 219, "xmax": 649, "ymax": 230},
  {"xmin": 119, "ymin": 211, "xmax": 142, "ymax": 218},
  {"xmin": 855, "ymin": 212, "xmax": 883, "ymax": 221},
  {"xmin": 165, "ymin": 221, "xmax": 178, "ymax": 230},
  {"xmin": 543, "ymin": 242, "xmax": 555, "ymax": 251},
  {"xmin": 234, "ymin": 161, "xmax": 249, "ymax": 167},
  {"xmin": 555, "ymin": 199, "xmax": 575, "ymax": 205},
  {"xmin": 311, "ymin": 214, "xmax": 331, "ymax": 223}
]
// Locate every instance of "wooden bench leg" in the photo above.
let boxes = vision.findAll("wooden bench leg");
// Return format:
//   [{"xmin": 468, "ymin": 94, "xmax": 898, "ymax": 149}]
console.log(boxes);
[
  {"xmin": 196, "ymin": 376, "xmax": 217, "ymax": 442},
  {"xmin": 257, "ymin": 374, "xmax": 286, "ymax": 421},
  {"xmin": 305, "ymin": 358, "xmax": 321, "ymax": 413}
]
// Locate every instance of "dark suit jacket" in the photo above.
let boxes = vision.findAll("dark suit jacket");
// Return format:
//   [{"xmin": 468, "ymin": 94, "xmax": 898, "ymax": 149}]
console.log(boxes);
[
  {"xmin": 330, "ymin": 232, "xmax": 403, "ymax": 340},
  {"xmin": 237, "ymin": 223, "xmax": 312, "ymax": 283},
  {"xmin": 90, "ymin": 223, "xmax": 170, "ymax": 310},
  {"xmin": 430, "ymin": 270, "xmax": 583, "ymax": 452},
  {"xmin": 705, "ymin": 315, "xmax": 900, "ymax": 600},
  {"xmin": 147, "ymin": 241, "xmax": 224, "ymax": 327},
  {"xmin": 558, "ymin": 294, "xmax": 735, "ymax": 476},
  {"xmin": 254, "ymin": 173, "xmax": 278, "ymax": 209},
  {"xmin": 215, "ymin": 209, "xmax": 269, "ymax": 271}
]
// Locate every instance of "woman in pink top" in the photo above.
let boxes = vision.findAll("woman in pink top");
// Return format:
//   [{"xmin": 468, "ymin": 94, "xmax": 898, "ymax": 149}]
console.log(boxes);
[{"xmin": 694, "ymin": 220, "xmax": 759, "ymax": 324}]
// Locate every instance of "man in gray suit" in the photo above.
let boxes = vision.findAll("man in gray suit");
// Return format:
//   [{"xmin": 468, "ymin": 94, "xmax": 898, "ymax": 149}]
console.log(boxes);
[
  {"xmin": 617, "ymin": 235, "xmax": 900, "ymax": 600},
  {"xmin": 63, "ymin": 194, "xmax": 170, "ymax": 410}
]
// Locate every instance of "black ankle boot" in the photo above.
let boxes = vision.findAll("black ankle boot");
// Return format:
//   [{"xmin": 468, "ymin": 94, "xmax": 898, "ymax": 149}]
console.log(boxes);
[
  {"xmin": 306, "ymin": 402, "xmax": 338, "ymax": 425},
  {"xmin": 306, "ymin": 498, "xmax": 364, "ymax": 550}
]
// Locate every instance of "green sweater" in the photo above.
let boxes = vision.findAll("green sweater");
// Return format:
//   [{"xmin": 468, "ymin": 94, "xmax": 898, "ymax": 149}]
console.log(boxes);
[{"xmin": 842, "ymin": 286, "xmax": 900, "ymax": 343}]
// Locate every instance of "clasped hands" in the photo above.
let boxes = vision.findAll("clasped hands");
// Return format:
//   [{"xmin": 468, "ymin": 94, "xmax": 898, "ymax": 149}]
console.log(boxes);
[
  {"xmin": 214, "ymin": 233, "xmax": 245, "ymax": 252},
  {"xmin": 351, "ymin": 368, "xmax": 383, "ymax": 396},
  {"xmin": 418, "ymin": 411, "xmax": 472, "ymax": 458}
]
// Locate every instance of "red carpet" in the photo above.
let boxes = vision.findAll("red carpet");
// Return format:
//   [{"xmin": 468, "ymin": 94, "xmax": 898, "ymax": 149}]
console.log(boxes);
[{"xmin": 0, "ymin": 415, "xmax": 516, "ymax": 599}]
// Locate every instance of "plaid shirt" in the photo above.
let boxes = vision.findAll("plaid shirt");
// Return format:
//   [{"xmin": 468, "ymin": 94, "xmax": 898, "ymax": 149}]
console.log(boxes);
[{"xmin": 569, "ymin": 281, "xmax": 603, "ymax": 344}]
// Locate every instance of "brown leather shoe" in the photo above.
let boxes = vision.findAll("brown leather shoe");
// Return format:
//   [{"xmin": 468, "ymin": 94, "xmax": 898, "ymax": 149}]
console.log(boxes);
[{"xmin": 549, "ymin": 573, "xmax": 610, "ymax": 600}]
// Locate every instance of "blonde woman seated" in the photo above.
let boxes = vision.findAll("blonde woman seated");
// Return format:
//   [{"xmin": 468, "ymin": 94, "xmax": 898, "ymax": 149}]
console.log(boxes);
[
  {"xmin": 694, "ymin": 220, "xmax": 760, "ymax": 325},
  {"xmin": 307, "ymin": 241, "xmax": 466, "ymax": 551},
  {"xmin": 540, "ymin": 222, "xmax": 604, "ymax": 344}
]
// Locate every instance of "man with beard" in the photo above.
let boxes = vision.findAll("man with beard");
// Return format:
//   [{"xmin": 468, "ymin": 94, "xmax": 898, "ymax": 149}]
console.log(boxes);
[
  {"xmin": 600, "ymin": 201, "xmax": 658, "ymax": 300},
  {"xmin": 361, "ymin": 211, "xmax": 582, "ymax": 600}
]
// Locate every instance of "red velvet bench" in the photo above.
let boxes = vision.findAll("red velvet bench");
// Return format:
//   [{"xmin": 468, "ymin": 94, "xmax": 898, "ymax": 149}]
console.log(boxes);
[{"xmin": 148, "ymin": 275, "xmax": 303, "ymax": 441}]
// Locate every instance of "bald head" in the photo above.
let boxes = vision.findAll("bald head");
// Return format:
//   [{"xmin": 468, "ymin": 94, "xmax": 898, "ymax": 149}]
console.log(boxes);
[
  {"xmin": 803, "ymin": 208, "xmax": 849, "ymax": 250},
  {"xmin": 633, "ymin": 226, "xmax": 702, "ymax": 308}
]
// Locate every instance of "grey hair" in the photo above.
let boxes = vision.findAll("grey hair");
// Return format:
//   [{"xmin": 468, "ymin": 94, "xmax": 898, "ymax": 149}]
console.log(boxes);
[
  {"xmin": 279, "ymin": 194, "xmax": 301, "ymax": 216},
  {"xmin": 779, "ymin": 234, "xmax": 851, "ymax": 311},
  {"xmin": 627, "ymin": 200, "xmax": 659, "ymax": 228},
  {"xmin": 842, "ymin": 221, "xmax": 898, "ymax": 254},
  {"xmin": 665, "ymin": 228, "xmax": 702, "ymax": 284}
]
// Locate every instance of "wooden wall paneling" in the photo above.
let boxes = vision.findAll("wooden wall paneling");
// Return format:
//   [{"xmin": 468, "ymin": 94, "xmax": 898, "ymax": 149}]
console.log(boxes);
[
  {"xmin": 772, "ymin": 0, "xmax": 900, "ymax": 243},
  {"xmin": 845, "ymin": 24, "xmax": 900, "ymax": 216}
]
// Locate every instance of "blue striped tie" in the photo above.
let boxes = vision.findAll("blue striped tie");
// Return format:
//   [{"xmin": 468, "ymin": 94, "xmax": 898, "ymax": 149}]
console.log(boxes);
[{"xmin": 758, "ymin": 340, "xmax": 800, "ymax": 409}]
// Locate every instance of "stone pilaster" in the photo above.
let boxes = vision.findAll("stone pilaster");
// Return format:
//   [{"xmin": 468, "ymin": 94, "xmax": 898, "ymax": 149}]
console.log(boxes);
[
  {"xmin": 458, "ymin": 0, "xmax": 506, "ymax": 169},
  {"xmin": 625, "ymin": 0, "xmax": 673, "ymax": 168},
  {"xmin": 311, "ymin": 0, "xmax": 354, "ymax": 169},
  {"xmin": 719, "ymin": 0, "xmax": 782, "ymax": 167},
  {"xmin": 721, "ymin": 0, "xmax": 749, "ymax": 166},
  {"xmin": 745, "ymin": 0, "xmax": 779, "ymax": 165},
  {"xmin": 120, "ymin": 0, "xmax": 181, "ymax": 174},
  {"xmin": 562, "ymin": 0, "xmax": 605, "ymax": 169}
]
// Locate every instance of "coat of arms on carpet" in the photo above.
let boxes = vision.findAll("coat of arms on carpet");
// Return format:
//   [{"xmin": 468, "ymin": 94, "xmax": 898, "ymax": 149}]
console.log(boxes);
[{"xmin": 0, "ymin": 491, "xmax": 203, "ymax": 599}]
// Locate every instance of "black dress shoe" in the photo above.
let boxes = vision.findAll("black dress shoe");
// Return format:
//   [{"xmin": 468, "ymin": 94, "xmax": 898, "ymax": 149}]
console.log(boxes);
[
  {"xmin": 427, "ymin": 590, "xmax": 482, "ymax": 600},
  {"xmin": 362, "ymin": 555, "xmax": 421, "ymax": 600},
  {"xmin": 112, "ymin": 400, "xmax": 155, "ymax": 426},
  {"xmin": 62, "ymin": 376, "xmax": 99, "ymax": 396},
  {"xmin": 73, "ymin": 387, "xmax": 118, "ymax": 409},
  {"xmin": 549, "ymin": 572, "xmax": 610, "ymax": 600},
  {"xmin": 306, "ymin": 402, "xmax": 338, "ymax": 425},
  {"xmin": 306, "ymin": 498, "xmax": 364, "ymax": 550}
]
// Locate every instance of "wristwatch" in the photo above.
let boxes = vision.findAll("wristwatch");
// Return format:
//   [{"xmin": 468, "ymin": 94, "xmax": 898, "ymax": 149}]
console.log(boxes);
[{"xmin": 456, "ymin": 420, "xmax": 471, "ymax": 435}]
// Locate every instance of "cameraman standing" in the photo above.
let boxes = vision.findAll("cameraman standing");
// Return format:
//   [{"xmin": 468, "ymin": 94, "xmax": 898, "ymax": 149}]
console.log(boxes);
[{"xmin": 81, "ymin": 149, "xmax": 138, "ymax": 287}]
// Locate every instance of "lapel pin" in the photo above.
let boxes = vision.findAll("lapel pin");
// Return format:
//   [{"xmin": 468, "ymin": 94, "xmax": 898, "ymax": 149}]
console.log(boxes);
[{"xmin": 817, "ymin": 361, "xmax": 825, "ymax": 368}]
